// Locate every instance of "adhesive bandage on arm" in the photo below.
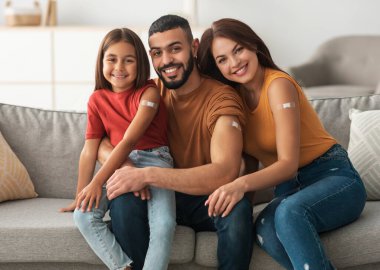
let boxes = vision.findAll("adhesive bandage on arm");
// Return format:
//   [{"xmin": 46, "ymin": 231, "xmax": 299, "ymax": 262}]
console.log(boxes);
[
  {"xmin": 140, "ymin": 100, "xmax": 158, "ymax": 109},
  {"xmin": 277, "ymin": 101, "xmax": 296, "ymax": 110},
  {"xmin": 231, "ymin": 120, "xmax": 242, "ymax": 131}
]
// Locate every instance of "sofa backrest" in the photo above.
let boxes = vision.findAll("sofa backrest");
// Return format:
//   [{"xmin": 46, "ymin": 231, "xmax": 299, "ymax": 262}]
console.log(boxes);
[
  {"xmin": 1, "ymin": 94, "xmax": 380, "ymax": 200},
  {"xmin": 0, "ymin": 103, "xmax": 86, "ymax": 199},
  {"xmin": 312, "ymin": 35, "xmax": 380, "ymax": 86},
  {"xmin": 309, "ymin": 94, "xmax": 380, "ymax": 149}
]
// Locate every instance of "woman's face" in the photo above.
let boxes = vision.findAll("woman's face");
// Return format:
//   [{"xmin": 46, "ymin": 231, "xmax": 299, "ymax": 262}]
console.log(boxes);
[{"xmin": 211, "ymin": 36, "xmax": 259, "ymax": 86}]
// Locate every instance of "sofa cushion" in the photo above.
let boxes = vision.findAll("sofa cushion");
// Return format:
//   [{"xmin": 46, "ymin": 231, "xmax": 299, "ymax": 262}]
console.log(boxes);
[
  {"xmin": 348, "ymin": 109, "xmax": 380, "ymax": 200},
  {"xmin": 0, "ymin": 131, "xmax": 37, "ymax": 202},
  {"xmin": 0, "ymin": 198, "xmax": 194, "ymax": 265},
  {"xmin": 193, "ymin": 202, "xmax": 380, "ymax": 269},
  {"xmin": 309, "ymin": 94, "xmax": 380, "ymax": 149},
  {"xmin": 0, "ymin": 103, "xmax": 87, "ymax": 199}
]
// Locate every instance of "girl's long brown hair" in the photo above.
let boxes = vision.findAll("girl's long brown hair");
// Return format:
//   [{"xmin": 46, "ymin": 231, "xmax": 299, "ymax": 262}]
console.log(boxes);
[{"xmin": 94, "ymin": 28, "xmax": 150, "ymax": 91}]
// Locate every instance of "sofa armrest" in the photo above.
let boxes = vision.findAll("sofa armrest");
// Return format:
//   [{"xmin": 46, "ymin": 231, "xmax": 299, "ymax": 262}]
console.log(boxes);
[{"xmin": 286, "ymin": 60, "xmax": 328, "ymax": 88}]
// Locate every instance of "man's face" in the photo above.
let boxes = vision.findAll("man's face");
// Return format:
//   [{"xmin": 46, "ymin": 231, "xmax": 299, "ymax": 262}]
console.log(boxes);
[{"xmin": 149, "ymin": 28, "xmax": 195, "ymax": 89}]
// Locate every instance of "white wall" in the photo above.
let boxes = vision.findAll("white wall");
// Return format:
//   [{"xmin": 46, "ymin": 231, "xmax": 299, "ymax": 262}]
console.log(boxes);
[{"xmin": 1, "ymin": 0, "xmax": 379, "ymax": 67}]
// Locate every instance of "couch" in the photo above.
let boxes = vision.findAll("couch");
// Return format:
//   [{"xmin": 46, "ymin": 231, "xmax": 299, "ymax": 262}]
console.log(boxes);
[
  {"xmin": 287, "ymin": 35, "xmax": 380, "ymax": 99},
  {"xmin": 1, "ymin": 94, "xmax": 380, "ymax": 270}
]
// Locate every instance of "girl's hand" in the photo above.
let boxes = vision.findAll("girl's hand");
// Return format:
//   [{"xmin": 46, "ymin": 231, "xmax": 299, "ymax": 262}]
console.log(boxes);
[
  {"xmin": 59, "ymin": 200, "xmax": 77, "ymax": 212},
  {"xmin": 205, "ymin": 179, "xmax": 246, "ymax": 217},
  {"xmin": 133, "ymin": 187, "xmax": 151, "ymax": 200},
  {"xmin": 76, "ymin": 182, "xmax": 102, "ymax": 212}
]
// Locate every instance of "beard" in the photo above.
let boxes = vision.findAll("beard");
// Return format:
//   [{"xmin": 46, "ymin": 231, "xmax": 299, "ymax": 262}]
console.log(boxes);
[{"xmin": 155, "ymin": 52, "xmax": 195, "ymax": 90}]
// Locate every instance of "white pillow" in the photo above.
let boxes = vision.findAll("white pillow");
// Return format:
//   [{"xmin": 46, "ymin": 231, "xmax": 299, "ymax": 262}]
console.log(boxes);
[
  {"xmin": 0, "ymin": 131, "xmax": 37, "ymax": 202},
  {"xmin": 348, "ymin": 109, "xmax": 380, "ymax": 200}
]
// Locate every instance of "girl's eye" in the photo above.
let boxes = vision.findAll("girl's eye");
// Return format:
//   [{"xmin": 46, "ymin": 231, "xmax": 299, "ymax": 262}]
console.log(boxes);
[
  {"xmin": 106, "ymin": 58, "xmax": 115, "ymax": 62},
  {"xmin": 235, "ymin": 46, "xmax": 244, "ymax": 54}
]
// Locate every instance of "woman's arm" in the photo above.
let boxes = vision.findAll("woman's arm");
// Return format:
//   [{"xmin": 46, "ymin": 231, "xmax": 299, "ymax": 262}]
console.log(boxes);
[{"xmin": 206, "ymin": 78, "xmax": 301, "ymax": 216}]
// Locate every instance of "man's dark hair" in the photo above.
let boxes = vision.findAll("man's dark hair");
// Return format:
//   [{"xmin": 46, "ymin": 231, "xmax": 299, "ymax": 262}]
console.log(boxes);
[{"xmin": 148, "ymin": 14, "xmax": 193, "ymax": 43}]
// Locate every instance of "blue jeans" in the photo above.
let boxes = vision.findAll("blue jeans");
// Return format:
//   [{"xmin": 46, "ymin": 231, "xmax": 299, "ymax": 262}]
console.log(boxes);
[
  {"xmin": 110, "ymin": 190, "xmax": 254, "ymax": 270},
  {"xmin": 255, "ymin": 144, "xmax": 367, "ymax": 270},
  {"xmin": 74, "ymin": 146, "xmax": 176, "ymax": 270}
]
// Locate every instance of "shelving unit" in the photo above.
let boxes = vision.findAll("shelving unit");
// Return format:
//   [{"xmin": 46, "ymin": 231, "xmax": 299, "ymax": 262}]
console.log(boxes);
[{"xmin": 0, "ymin": 26, "xmax": 204, "ymax": 111}]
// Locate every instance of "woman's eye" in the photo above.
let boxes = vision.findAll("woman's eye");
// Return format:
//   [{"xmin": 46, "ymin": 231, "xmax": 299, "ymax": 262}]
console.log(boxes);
[{"xmin": 218, "ymin": 58, "xmax": 226, "ymax": 65}]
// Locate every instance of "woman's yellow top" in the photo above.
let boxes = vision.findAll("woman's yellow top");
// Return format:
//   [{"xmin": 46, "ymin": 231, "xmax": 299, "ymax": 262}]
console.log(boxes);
[{"xmin": 240, "ymin": 68, "xmax": 337, "ymax": 168}]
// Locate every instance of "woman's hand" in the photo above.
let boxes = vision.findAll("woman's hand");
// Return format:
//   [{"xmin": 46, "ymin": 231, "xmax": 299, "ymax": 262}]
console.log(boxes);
[
  {"xmin": 59, "ymin": 200, "xmax": 77, "ymax": 212},
  {"xmin": 76, "ymin": 181, "xmax": 102, "ymax": 212},
  {"xmin": 205, "ymin": 178, "xmax": 246, "ymax": 217}
]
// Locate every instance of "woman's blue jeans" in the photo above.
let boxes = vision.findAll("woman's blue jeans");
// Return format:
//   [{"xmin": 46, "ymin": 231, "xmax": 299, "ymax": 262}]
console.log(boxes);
[
  {"xmin": 255, "ymin": 144, "xmax": 367, "ymax": 270},
  {"xmin": 74, "ymin": 146, "xmax": 176, "ymax": 270}
]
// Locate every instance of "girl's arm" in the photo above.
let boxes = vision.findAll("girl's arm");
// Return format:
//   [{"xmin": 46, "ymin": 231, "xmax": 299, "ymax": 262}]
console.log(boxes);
[
  {"xmin": 206, "ymin": 78, "xmax": 301, "ymax": 216},
  {"xmin": 59, "ymin": 139, "xmax": 100, "ymax": 212},
  {"xmin": 80, "ymin": 86, "xmax": 160, "ymax": 211}
]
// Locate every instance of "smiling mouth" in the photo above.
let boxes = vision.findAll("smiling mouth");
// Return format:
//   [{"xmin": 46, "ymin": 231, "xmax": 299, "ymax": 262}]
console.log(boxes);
[
  {"xmin": 112, "ymin": 74, "xmax": 127, "ymax": 79},
  {"xmin": 233, "ymin": 64, "xmax": 247, "ymax": 75}
]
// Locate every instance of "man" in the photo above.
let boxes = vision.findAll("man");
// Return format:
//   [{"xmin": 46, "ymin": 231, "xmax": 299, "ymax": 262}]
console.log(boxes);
[{"xmin": 101, "ymin": 15, "xmax": 253, "ymax": 270}]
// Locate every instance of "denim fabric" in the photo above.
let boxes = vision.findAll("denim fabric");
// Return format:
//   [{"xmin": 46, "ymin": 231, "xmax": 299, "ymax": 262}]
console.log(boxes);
[
  {"xmin": 255, "ymin": 144, "xmax": 367, "ymax": 270},
  {"xmin": 176, "ymin": 193, "xmax": 254, "ymax": 270},
  {"xmin": 74, "ymin": 146, "xmax": 175, "ymax": 270}
]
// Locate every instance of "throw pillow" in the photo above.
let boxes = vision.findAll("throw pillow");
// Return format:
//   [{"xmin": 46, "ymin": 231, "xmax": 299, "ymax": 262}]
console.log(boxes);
[
  {"xmin": 348, "ymin": 109, "xmax": 380, "ymax": 200},
  {"xmin": 0, "ymin": 131, "xmax": 37, "ymax": 202}
]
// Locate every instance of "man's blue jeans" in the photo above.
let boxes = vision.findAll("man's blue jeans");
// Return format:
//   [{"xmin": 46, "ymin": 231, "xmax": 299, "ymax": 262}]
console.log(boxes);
[
  {"xmin": 255, "ymin": 144, "xmax": 367, "ymax": 270},
  {"xmin": 109, "ymin": 192, "xmax": 254, "ymax": 270}
]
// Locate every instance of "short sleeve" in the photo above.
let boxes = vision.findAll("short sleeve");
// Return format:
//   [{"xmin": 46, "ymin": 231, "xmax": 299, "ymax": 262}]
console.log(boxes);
[
  {"xmin": 85, "ymin": 96, "xmax": 105, "ymax": 140},
  {"xmin": 207, "ymin": 86, "xmax": 246, "ymax": 134}
]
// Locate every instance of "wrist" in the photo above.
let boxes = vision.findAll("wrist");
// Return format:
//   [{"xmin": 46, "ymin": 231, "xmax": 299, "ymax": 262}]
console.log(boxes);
[{"xmin": 143, "ymin": 167, "xmax": 156, "ymax": 186}]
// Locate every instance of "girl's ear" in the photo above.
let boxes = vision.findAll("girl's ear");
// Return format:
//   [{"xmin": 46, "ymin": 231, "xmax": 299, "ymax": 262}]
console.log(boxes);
[{"xmin": 192, "ymin": 38, "xmax": 200, "ymax": 56}]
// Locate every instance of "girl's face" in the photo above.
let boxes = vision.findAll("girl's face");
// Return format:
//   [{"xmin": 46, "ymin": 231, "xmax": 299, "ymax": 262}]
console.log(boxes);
[
  {"xmin": 103, "ymin": 41, "xmax": 137, "ymax": 92},
  {"xmin": 211, "ymin": 36, "xmax": 259, "ymax": 86}
]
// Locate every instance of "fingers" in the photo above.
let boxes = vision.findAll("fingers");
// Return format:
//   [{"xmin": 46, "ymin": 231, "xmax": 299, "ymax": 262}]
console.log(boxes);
[
  {"xmin": 145, "ymin": 188, "xmax": 151, "ymax": 200},
  {"xmin": 222, "ymin": 199, "xmax": 237, "ymax": 217}
]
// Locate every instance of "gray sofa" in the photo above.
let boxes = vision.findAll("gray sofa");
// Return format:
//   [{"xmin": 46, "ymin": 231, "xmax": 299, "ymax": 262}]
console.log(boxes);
[
  {"xmin": 1, "ymin": 94, "xmax": 380, "ymax": 270},
  {"xmin": 287, "ymin": 35, "xmax": 380, "ymax": 99}
]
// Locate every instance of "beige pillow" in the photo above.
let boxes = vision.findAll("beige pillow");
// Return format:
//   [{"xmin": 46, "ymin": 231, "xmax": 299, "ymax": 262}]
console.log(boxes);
[
  {"xmin": 0, "ymin": 131, "xmax": 37, "ymax": 202},
  {"xmin": 348, "ymin": 109, "xmax": 380, "ymax": 200}
]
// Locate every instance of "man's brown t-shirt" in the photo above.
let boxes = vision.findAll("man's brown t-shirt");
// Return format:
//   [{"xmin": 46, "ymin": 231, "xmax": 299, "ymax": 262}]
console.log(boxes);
[{"xmin": 156, "ymin": 77, "xmax": 245, "ymax": 169}]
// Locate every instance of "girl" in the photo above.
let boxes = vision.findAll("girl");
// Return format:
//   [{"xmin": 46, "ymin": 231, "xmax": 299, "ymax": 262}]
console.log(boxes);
[
  {"xmin": 197, "ymin": 18, "xmax": 367, "ymax": 270},
  {"xmin": 60, "ymin": 28, "xmax": 176, "ymax": 270}
]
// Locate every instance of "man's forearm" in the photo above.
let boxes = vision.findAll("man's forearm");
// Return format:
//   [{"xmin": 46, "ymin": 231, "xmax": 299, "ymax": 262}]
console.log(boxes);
[{"xmin": 145, "ymin": 163, "xmax": 239, "ymax": 195}]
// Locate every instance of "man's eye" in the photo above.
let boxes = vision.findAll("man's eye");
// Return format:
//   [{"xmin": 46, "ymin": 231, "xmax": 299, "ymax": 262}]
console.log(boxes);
[
  {"xmin": 151, "ymin": 50, "xmax": 161, "ymax": 57},
  {"xmin": 171, "ymin": 47, "xmax": 181, "ymax": 53}
]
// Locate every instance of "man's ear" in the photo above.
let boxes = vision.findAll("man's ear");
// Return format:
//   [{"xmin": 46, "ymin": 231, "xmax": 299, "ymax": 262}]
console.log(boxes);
[{"xmin": 192, "ymin": 38, "xmax": 200, "ymax": 56}]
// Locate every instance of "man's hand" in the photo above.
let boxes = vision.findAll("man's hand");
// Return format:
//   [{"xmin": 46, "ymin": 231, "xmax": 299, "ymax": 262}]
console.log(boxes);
[
  {"xmin": 106, "ymin": 166, "xmax": 148, "ymax": 200},
  {"xmin": 133, "ymin": 187, "xmax": 151, "ymax": 200}
]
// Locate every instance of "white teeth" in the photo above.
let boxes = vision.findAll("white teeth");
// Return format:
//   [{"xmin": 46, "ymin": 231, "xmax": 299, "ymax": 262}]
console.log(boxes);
[
  {"xmin": 164, "ymin": 67, "xmax": 177, "ymax": 73},
  {"xmin": 235, "ymin": 65, "xmax": 246, "ymax": 75}
]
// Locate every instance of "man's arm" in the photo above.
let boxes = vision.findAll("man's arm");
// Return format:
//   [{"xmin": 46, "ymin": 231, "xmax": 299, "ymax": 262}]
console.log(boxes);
[{"xmin": 106, "ymin": 115, "xmax": 243, "ymax": 199}]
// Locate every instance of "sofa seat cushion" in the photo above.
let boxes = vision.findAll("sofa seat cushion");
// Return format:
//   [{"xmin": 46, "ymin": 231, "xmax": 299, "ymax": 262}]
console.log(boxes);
[
  {"xmin": 0, "ymin": 198, "xmax": 195, "ymax": 264},
  {"xmin": 303, "ymin": 85, "xmax": 375, "ymax": 99},
  {"xmin": 194, "ymin": 201, "xmax": 380, "ymax": 269}
]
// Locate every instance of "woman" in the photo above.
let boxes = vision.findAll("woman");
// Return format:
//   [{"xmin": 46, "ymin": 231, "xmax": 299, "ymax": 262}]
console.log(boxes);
[{"xmin": 197, "ymin": 18, "xmax": 367, "ymax": 270}]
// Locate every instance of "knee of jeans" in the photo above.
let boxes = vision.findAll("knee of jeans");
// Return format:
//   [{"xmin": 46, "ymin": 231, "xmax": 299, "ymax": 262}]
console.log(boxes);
[
  {"xmin": 216, "ymin": 198, "xmax": 253, "ymax": 236},
  {"xmin": 73, "ymin": 209, "xmax": 94, "ymax": 231},
  {"xmin": 274, "ymin": 198, "xmax": 307, "ymax": 229}
]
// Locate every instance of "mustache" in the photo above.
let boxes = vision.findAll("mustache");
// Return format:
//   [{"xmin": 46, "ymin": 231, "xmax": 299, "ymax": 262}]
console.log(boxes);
[{"xmin": 157, "ymin": 63, "xmax": 182, "ymax": 73}]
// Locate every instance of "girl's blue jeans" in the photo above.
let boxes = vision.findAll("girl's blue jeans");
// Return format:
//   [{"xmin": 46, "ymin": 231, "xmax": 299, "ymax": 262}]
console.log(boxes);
[
  {"xmin": 73, "ymin": 146, "xmax": 176, "ymax": 270},
  {"xmin": 255, "ymin": 144, "xmax": 367, "ymax": 270}
]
